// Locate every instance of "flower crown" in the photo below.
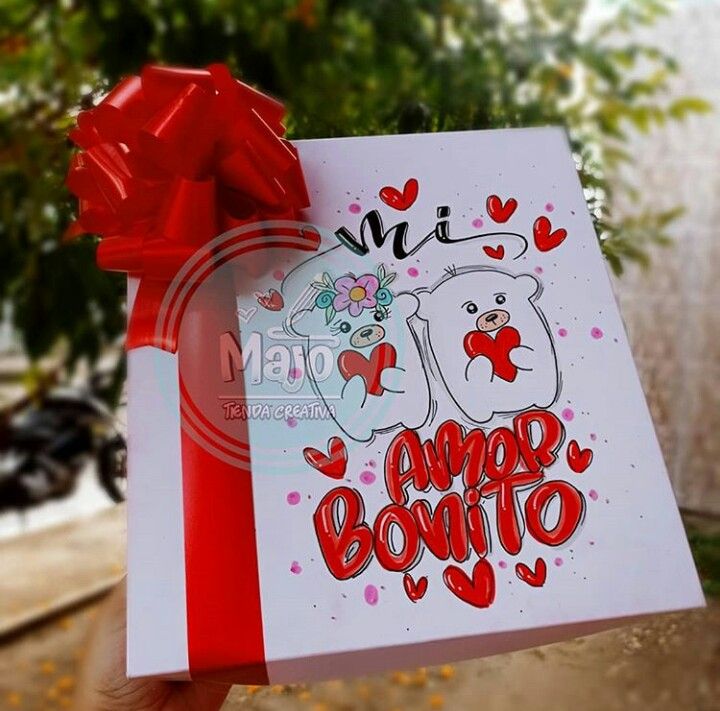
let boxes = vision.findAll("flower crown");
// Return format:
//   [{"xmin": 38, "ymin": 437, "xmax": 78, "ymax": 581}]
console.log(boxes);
[{"xmin": 311, "ymin": 264, "xmax": 397, "ymax": 324}]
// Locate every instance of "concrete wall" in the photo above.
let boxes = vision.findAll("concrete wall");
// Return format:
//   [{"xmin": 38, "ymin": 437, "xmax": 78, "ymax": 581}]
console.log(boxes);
[{"xmin": 612, "ymin": 0, "xmax": 720, "ymax": 513}]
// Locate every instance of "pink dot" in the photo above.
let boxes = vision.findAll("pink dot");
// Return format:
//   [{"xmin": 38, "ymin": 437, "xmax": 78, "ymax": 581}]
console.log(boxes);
[
  {"xmin": 368, "ymin": 459, "xmax": 377, "ymax": 468},
  {"xmin": 498, "ymin": 560, "xmax": 508, "ymax": 569},
  {"xmin": 545, "ymin": 202, "xmax": 555, "ymax": 212},
  {"xmin": 534, "ymin": 266, "xmax": 544, "ymax": 275},
  {"xmin": 589, "ymin": 489, "xmax": 599, "ymax": 501},
  {"xmin": 590, "ymin": 433, "xmax": 597, "ymax": 441},
  {"xmin": 289, "ymin": 367, "xmax": 303, "ymax": 380},
  {"xmin": 286, "ymin": 491, "xmax": 301, "ymax": 505},
  {"xmin": 558, "ymin": 328, "xmax": 568, "ymax": 337},
  {"xmin": 360, "ymin": 470, "xmax": 376, "ymax": 485},
  {"xmin": 272, "ymin": 269, "xmax": 285, "ymax": 281},
  {"xmin": 286, "ymin": 417, "xmax": 298, "ymax": 428},
  {"xmin": 589, "ymin": 540, "xmax": 595, "ymax": 546},
  {"xmin": 561, "ymin": 408, "xmax": 574, "ymax": 421},
  {"xmin": 591, "ymin": 327, "xmax": 604, "ymax": 340},
  {"xmin": 290, "ymin": 561, "xmax": 302, "ymax": 575},
  {"xmin": 472, "ymin": 218, "xmax": 484, "ymax": 229},
  {"xmin": 407, "ymin": 267, "xmax": 419, "ymax": 277},
  {"xmin": 349, "ymin": 203, "xmax": 361, "ymax": 214},
  {"xmin": 554, "ymin": 557, "xmax": 563, "ymax": 567},
  {"xmin": 364, "ymin": 584, "xmax": 379, "ymax": 606}
]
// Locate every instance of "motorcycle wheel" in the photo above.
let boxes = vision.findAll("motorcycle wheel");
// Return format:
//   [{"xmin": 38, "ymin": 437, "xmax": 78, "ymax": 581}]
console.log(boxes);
[{"xmin": 98, "ymin": 436, "xmax": 127, "ymax": 503}]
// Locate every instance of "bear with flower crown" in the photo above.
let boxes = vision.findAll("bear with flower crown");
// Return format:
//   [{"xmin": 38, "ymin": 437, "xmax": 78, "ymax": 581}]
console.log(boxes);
[{"xmin": 286, "ymin": 260, "xmax": 431, "ymax": 442}]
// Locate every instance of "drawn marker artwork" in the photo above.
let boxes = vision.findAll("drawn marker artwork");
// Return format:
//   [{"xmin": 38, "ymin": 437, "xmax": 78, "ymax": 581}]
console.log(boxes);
[
  {"xmin": 222, "ymin": 129, "xmax": 701, "ymax": 666},
  {"xmin": 225, "ymin": 151, "xmax": 584, "ymax": 609}
]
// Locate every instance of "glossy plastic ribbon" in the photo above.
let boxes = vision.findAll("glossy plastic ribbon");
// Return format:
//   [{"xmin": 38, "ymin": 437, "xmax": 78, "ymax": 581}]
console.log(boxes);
[{"xmin": 66, "ymin": 64, "xmax": 311, "ymax": 351}]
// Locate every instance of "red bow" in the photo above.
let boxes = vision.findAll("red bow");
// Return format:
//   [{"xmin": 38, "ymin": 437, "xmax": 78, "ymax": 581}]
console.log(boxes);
[{"xmin": 66, "ymin": 64, "xmax": 313, "ymax": 351}]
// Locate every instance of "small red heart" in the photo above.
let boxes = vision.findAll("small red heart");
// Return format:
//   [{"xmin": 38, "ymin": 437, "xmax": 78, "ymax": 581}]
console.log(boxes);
[
  {"xmin": 486, "ymin": 195, "xmax": 518, "ymax": 223},
  {"xmin": 443, "ymin": 558, "xmax": 495, "ymax": 608},
  {"xmin": 379, "ymin": 178, "xmax": 419, "ymax": 211},
  {"xmin": 482, "ymin": 245, "xmax": 505, "ymax": 260},
  {"xmin": 303, "ymin": 436, "xmax": 348, "ymax": 479},
  {"xmin": 533, "ymin": 216, "xmax": 567, "ymax": 252},
  {"xmin": 255, "ymin": 288, "xmax": 284, "ymax": 311},
  {"xmin": 338, "ymin": 343, "xmax": 397, "ymax": 396},
  {"xmin": 566, "ymin": 439, "xmax": 593, "ymax": 473},
  {"xmin": 463, "ymin": 326, "xmax": 520, "ymax": 383},
  {"xmin": 515, "ymin": 558, "xmax": 547, "ymax": 587},
  {"xmin": 403, "ymin": 573, "xmax": 428, "ymax": 603}
]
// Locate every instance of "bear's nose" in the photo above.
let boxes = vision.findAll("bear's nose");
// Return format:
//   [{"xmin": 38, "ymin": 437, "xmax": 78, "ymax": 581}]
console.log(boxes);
[
  {"xmin": 350, "ymin": 324, "xmax": 386, "ymax": 348},
  {"xmin": 476, "ymin": 309, "xmax": 510, "ymax": 333}
]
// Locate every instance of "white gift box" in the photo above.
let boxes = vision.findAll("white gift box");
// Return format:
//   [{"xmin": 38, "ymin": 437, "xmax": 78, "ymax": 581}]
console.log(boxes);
[{"xmin": 126, "ymin": 128, "xmax": 704, "ymax": 683}]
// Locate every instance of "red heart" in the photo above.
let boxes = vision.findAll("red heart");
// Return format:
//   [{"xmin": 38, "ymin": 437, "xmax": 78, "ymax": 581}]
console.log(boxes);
[
  {"xmin": 303, "ymin": 436, "xmax": 348, "ymax": 479},
  {"xmin": 482, "ymin": 245, "xmax": 505, "ymax": 260},
  {"xmin": 443, "ymin": 558, "xmax": 496, "ymax": 608},
  {"xmin": 337, "ymin": 343, "xmax": 397, "ymax": 396},
  {"xmin": 486, "ymin": 195, "xmax": 518, "ymax": 223},
  {"xmin": 533, "ymin": 216, "xmax": 567, "ymax": 252},
  {"xmin": 463, "ymin": 326, "xmax": 520, "ymax": 382},
  {"xmin": 403, "ymin": 573, "xmax": 428, "ymax": 603},
  {"xmin": 515, "ymin": 558, "xmax": 547, "ymax": 587},
  {"xmin": 379, "ymin": 178, "xmax": 419, "ymax": 211},
  {"xmin": 566, "ymin": 439, "xmax": 593, "ymax": 473},
  {"xmin": 255, "ymin": 288, "xmax": 284, "ymax": 311}
]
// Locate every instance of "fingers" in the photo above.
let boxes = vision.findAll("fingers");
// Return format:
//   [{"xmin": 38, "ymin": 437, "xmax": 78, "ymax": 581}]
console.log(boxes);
[
  {"xmin": 75, "ymin": 579, "xmax": 231, "ymax": 711},
  {"xmin": 75, "ymin": 579, "xmax": 134, "ymax": 710}
]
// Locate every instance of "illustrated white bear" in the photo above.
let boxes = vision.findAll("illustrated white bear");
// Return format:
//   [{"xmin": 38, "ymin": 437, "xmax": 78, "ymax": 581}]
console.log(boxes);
[
  {"xmin": 416, "ymin": 266, "xmax": 559, "ymax": 423},
  {"xmin": 287, "ymin": 261, "xmax": 431, "ymax": 442}
]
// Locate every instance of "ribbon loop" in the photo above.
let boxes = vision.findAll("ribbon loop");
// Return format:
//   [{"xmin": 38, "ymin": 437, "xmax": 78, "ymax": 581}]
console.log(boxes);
[{"xmin": 66, "ymin": 63, "xmax": 311, "ymax": 352}]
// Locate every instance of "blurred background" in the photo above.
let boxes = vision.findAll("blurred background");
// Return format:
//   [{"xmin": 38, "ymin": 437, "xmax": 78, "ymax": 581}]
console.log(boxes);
[{"xmin": 0, "ymin": 0, "xmax": 718, "ymax": 709}]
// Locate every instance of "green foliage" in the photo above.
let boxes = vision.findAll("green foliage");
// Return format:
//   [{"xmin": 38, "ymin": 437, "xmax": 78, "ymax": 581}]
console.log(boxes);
[
  {"xmin": 0, "ymin": 0, "xmax": 712, "ymax": 375},
  {"xmin": 686, "ymin": 524, "xmax": 720, "ymax": 598}
]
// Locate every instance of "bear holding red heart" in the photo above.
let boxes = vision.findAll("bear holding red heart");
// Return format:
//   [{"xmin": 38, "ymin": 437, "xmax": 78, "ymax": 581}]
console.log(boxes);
[{"xmin": 416, "ymin": 267, "xmax": 559, "ymax": 424}]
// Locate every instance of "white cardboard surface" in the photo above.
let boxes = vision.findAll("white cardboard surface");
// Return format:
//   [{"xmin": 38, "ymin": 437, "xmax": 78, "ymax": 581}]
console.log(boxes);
[
  {"xmin": 126, "ymin": 275, "xmax": 189, "ymax": 678},
  {"xmin": 242, "ymin": 129, "xmax": 703, "ymax": 674},
  {"xmin": 127, "ymin": 128, "xmax": 704, "ymax": 681}
]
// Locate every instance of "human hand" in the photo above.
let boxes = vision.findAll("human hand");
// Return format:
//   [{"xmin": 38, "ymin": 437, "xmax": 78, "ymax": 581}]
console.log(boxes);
[{"xmin": 75, "ymin": 579, "xmax": 231, "ymax": 710}]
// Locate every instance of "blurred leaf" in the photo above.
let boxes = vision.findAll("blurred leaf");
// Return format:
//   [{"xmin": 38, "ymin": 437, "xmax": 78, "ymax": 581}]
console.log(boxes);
[{"xmin": 668, "ymin": 97, "xmax": 713, "ymax": 120}]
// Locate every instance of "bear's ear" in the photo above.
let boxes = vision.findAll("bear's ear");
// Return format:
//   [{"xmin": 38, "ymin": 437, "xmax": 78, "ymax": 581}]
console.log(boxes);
[
  {"xmin": 516, "ymin": 274, "xmax": 540, "ymax": 298},
  {"xmin": 285, "ymin": 284, "xmax": 327, "ymax": 335},
  {"xmin": 393, "ymin": 292, "xmax": 421, "ymax": 319},
  {"xmin": 286, "ymin": 306, "xmax": 312, "ymax": 337},
  {"xmin": 415, "ymin": 290, "xmax": 432, "ymax": 321}
]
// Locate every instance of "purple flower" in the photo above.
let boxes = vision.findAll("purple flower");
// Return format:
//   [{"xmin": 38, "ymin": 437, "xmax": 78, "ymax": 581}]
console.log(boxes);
[{"xmin": 332, "ymin": 274, "xmax": 379, "ymax": 316}]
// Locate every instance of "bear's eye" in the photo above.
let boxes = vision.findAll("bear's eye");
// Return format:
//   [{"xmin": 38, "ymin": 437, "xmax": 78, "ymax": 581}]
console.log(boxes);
[
  {"xmin": 373, "ymin": 310, "xmax": 385, "ymax": 322},
  {"xmin": 465, "ymin": 302, "xmax": 478, "ymax": 314},
  {"xmin": 339, "ymin": 321, "xmax": 351, "ymax": 333},
  {"xmin": 495, "ymin": 294, "xmax": 506, "ymax": 305}
]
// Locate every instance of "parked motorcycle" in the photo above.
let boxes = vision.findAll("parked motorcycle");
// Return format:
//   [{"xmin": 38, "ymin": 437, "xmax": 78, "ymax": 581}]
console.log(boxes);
[{"xmin": 0, "ymin": 373, "xmax": 127, "ymax": 512}]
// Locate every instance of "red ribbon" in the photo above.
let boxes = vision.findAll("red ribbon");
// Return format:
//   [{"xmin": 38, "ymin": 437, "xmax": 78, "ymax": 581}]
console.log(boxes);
[{"xmin": 66, "ymin": 64, "xmax": 311, "ymax": 351}]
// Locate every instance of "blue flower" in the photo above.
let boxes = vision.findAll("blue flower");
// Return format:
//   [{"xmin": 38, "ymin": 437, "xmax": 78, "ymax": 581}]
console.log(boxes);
[
  {"xmin": 315, "ymin": 290, "xmax": 335, "ymax": 308},
  {"xmin": 376, "ymin": 287, "xmax": 393, "ymax": 306}
]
